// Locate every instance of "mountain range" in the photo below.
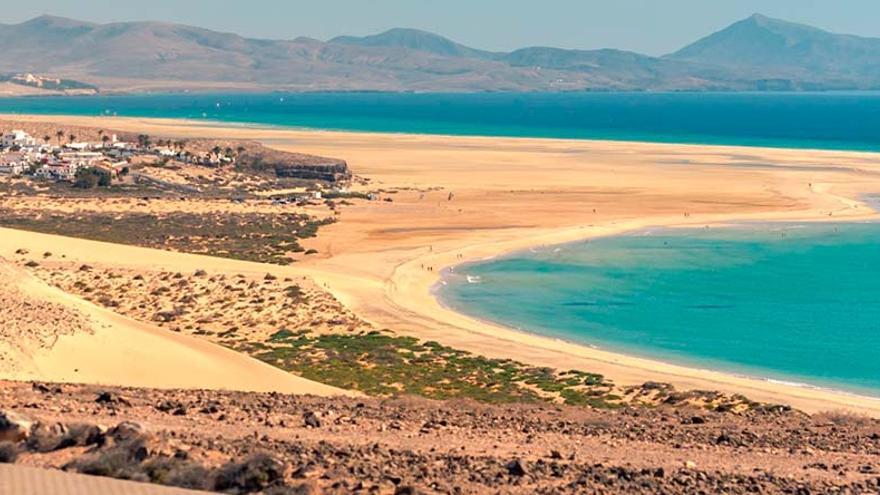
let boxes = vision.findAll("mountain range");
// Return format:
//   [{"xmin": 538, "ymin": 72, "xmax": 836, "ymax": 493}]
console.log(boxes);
[{"xmin": 0, "ymin": 13, "xmax": 878, "ymax": 93}]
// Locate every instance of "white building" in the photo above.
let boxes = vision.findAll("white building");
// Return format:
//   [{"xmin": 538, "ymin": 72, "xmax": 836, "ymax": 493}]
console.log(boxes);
[
  {"xmin": 153, "ymin": 147, "xmax": 177, "ymax": 157},
  {"xmin": 1, "ymin": 130, "xmax": 37, "ymax": 148},
  {"xmin": 0, "ymin": 163, "xmax": 27, "ymax": 175},
  {"xmin": 65, "ymin": 142, "xmax": 91, "ymax": 151},
  {"xmin": 34, "ymin": 163, "xmax": 80, "ymax": 181},
  {"xmin": 0, "ymin": 155, "xmax": 27, "ymax": 175},
  {"xmin": 58, "ymin": 151, "xmax": 103, "ymax": 167}
]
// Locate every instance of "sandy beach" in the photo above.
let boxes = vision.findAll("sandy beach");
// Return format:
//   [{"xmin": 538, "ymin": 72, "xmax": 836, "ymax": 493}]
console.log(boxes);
[{"xmin": 4, "ymin": 114, "xmax": 880, "ymax": 415}]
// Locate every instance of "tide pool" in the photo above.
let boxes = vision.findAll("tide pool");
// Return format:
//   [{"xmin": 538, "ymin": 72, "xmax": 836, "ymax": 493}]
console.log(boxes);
[{"xmin": 439, "ymin": 222, "xmax": 880, "ymax": 396}]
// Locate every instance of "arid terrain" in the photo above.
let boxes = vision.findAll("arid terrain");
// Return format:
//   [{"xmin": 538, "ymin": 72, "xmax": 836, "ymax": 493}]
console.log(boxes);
[
  {"xmin": 2, "ymin": 114, "xmax": 880, "ymax": 493},
  {"xmin": 2, "ymin": 381, "xmax": 880, "ymax": 494}
]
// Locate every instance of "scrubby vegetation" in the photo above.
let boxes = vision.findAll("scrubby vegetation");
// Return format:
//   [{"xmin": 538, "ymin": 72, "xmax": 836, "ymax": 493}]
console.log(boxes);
[
  {"xmin": 62, "ymin": 431, "xmax": 292, "ymax": 493},
  {"xmin": 24, "ymin": 261, "xmax": 765, "ymax": 413},
  {"xmin": 73, "ymin": 167, "xmax": 112, "ymax": 189},
  {"xmin": 0, "ymin": 209, "xmax": 335, "ymax": 264},
  {"xmin": 0, "ymin": 441, "xmax": 18, "ymax": 463},
  {"xmin": 245, "ymin": 330, "xmax": 621, "ymax": 407}
]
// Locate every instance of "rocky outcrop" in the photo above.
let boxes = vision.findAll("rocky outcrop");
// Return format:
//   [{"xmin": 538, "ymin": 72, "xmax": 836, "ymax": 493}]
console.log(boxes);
[
  {"xmin": 272, "ymin": 161, "xmax": 351, "ymax": 183},
  {"xmin": 0, "ymin": 411, "xmax": 31, "ymax": 443},
  {"xmin": 235, "ymin": 147, "xmax": 351, "ymax": 183},
  {"xmin": 3, "ymin": 381, "xmax": 880, "ymax": 494}
]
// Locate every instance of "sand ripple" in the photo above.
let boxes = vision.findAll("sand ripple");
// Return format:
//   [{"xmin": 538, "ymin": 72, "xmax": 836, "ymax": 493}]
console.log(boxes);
[{"xmin": 0, "ymin": 260, "xmax": 92, "ymax": 374}]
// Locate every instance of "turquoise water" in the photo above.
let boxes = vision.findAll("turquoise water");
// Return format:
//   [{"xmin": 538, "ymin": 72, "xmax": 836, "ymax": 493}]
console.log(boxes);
[
  {"xmin": 5, "ymin": 91, "xmax": 880, "ymax": 392},
  {"xmin": 440, "ymin": 223, "xmax": 880, "ymax": 396},
  {"xmin": 1, "ymin": 92, "xmax": 880, "ymax": 151}
]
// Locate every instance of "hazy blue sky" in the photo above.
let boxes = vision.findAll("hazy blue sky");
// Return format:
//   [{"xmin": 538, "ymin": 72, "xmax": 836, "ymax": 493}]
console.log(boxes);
[{"xmin": 3, "ymin": 0, "xmax": 878, "ymax": 55}]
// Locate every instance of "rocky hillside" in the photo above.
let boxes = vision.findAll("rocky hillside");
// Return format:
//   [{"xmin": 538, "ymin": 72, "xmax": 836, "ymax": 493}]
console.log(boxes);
[{"xmin": 2, "ymin": 381, "xmax": 880, "ymax": 494}]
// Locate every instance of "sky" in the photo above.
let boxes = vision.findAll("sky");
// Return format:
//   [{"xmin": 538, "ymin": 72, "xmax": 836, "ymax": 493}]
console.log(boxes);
[{"xmin": 3, "ymin": 0, "xmax": 879, "ymax": 55}]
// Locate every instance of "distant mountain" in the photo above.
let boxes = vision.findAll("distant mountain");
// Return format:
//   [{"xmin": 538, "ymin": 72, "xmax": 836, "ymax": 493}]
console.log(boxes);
[
  {"xmin": 330, "ymin": 28, "xmax": 496, "ymax": 60},
  {"xmin": 0, "ymin": 16, "xmax": 579, "ymax": 92},
  {"xmin": 668, "ymin": 13, "xmax": 880, "ymax": 89},
  {"xmin": 0, "ymin": 14, "xmax": 877, "ymax": 92},
  {"xmin": 501, "ymin": 47, "xmax": 732, "ymax": 88}
]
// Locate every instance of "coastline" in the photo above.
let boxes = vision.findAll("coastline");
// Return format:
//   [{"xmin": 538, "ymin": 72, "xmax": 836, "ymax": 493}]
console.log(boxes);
[
  {"xmin": 4, "ymin": 113, "xmax": 880, "ymax": 414},
  {"xmin": 6, "ymin": 112, "xmax": 880, "ymax": 161},
  {"xmin": 433, "ymin": 220, "xmax": 880, "ymax": 403},
  {"xmin": 381, "ymin": 212, "xmax": 880, "ymax": 416}
]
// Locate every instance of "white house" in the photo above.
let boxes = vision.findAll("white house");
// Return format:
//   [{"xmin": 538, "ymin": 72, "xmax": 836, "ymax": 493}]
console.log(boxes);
[
  {"xmin": 105, "ymin": 148, "xmax": 133, "ymax": 159},
  {"xmin": 33, "ymin": 165, "xmax": 55, "ymax": 180},
  {"xmin": 59, "ymin": 151, "xmax": 103, "ymax": 167},
  {"xmin": 34, "ymin": 163, "xmax": 80, "ymax": 181},
  {"xmin": 65, "ymin": 142, "xmax": 91, "ymax": 151},
  {"xmin": 0, "ymin": 152, "xmax": 28, "ymax": 175},
  {"xmin": 153, "ymin": 147, "xmax": 177, "ymax": 157},
  {"xmin": 1, "ymin": 130, "xmax": 37, "ymax": 148}
]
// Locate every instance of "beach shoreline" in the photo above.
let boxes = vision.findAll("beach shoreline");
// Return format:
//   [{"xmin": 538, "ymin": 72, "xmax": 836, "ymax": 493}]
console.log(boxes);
[
  {"xmin": 4, "ymin": 91, "xmax": 880, "ymax": 154},
  {"xmin": 3, "ymin": 113, "xmax": 880, "ymax": 415},
  {"xmin": 433, "ymin": 219, "xmax": 880, "ymax": 403},
  {"xmin": 380, "ymin": 212, "xmax": 880, "ymax": 417},
  {"xmin": 6, "ymin": 112, "xmax": 880, "ymax": 159}
]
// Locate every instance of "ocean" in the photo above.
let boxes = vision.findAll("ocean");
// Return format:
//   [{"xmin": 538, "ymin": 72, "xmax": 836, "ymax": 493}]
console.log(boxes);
[
  {"xmin": 0, "ymin": 92, "xmax": 879, "ymax": 151},
  {"xmin": 439, "ymin": 222, "xmax": 880, "ymax": 396}
]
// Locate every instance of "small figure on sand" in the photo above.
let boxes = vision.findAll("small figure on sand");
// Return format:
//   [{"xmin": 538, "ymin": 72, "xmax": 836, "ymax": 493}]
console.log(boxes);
[{"xmin": 448, "ymin": 192, "xmax": 455, "ymax": 201}]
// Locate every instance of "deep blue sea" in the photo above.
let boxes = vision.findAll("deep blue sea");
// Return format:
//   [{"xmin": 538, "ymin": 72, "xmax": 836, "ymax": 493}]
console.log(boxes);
[
  {"xmin": 440, "ymin": 223, "xmax": 880, "ymax": 396},
  {"xmin": 0, "ymin": 92, "xmax": 880, "ymax": 151}
]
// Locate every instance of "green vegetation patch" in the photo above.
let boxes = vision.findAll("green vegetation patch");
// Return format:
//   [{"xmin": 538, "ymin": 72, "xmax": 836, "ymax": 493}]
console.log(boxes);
[
  {"xmin": 248, "ymin": 330, "xmax": 621, "ymax": 407},
  {"xmin": 0, "ymin": 208, "xmax": 335, "ymax": 265}
]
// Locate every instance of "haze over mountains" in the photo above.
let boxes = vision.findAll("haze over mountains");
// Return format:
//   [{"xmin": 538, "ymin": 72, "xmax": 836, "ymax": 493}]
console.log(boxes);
[{"xmin": 0, "ymin": 13, "xmax": 878, "ymax": 93}]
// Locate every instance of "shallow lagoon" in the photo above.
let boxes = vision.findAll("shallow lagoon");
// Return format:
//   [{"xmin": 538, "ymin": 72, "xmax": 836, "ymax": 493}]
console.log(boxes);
[{"xmin": 440, "ymin": 222, "xmax": 880, "ymax": 396}]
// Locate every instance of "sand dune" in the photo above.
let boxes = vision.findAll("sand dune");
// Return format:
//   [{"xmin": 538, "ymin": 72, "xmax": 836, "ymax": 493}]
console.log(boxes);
[
  {"xmin": 0, "ymin": 257, "xmax": 353, "ymax": 397},
  {"xmin": 4, "ymin": 114, "xmax": 880, "ymax": 415}
]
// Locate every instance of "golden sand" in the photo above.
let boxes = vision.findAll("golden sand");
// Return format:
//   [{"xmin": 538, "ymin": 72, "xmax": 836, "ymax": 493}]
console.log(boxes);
[
  {"xmin": 0, "ymin": 255, "xmax": 353, "ymax": 397},
  {"xmin": 3, "ymin": 114, "xmax": 880, "ymax": 414}
]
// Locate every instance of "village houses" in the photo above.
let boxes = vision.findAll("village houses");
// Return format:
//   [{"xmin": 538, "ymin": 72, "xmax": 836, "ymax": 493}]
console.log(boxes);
[
  {"xmin": 0, "ymin": 128, "xmax": 141, "ymax": 182},
  {"xmin": 1, "ymin": 129, "xmax": 37, "ymax": 148}
]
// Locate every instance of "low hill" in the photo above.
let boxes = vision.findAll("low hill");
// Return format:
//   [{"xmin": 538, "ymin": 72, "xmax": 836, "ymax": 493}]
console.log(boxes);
[{"xmin": 330, "ymin": 27, "xmax": 496, "ymax": 60}]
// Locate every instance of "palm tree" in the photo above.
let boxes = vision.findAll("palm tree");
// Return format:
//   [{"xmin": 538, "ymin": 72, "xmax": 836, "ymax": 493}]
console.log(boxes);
[
  {"xmin": 55, "ymin": 130, "xmax": 64, "ymax": 146},
  {"xmin": 42, "ymin": 135, "xmax": 51, "ymax": 145},
  {"xmin": 68, "ymin": 134, "xmax": 76, "ymax": 144},
  {"xmin": 101, "ymin": 135, "xmax": 110, "ymax": 147}
]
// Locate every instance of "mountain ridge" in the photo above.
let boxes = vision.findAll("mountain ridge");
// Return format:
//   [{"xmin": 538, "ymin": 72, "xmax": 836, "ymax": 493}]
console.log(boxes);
[{"xmin": 1, "ymin": 13, "xmax": 878, "ymax": 92}]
